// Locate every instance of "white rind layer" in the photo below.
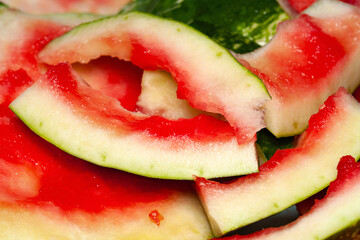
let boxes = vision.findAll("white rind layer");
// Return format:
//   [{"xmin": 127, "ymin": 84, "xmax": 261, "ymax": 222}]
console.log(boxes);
[
  {"xmin": 10, "ymin": 79, "xmax": 258, "ymax": 180},
  {"xmin": 39, "ymin": 12, "xmax": 270, "ymax": 142}
]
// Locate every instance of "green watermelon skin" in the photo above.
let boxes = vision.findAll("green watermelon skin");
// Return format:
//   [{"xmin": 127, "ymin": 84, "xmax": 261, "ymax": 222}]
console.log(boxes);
[
  {"xmin": 238, "ymin": 0, "xmax": 360, "ymax": 138},
  {"xmin": 213, "ymin": 156, "xmax": 360, "ymax": 240},
  {"xmin": 195, "ymin": 88, "xmax": 360, "ymax": 236}
]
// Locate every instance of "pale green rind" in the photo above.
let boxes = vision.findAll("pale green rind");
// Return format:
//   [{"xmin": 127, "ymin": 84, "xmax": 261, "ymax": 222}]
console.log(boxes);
[
  {"xmin": 200, "ymin": 92, "xmax": 360, "ymax": 236},
  {"xmin": 39, "ymin": 11, "xmax": 270, "ymax": 141},
  {"xmin": 10, "ymin": 82, "xmax": 259, "ymax": 180}
]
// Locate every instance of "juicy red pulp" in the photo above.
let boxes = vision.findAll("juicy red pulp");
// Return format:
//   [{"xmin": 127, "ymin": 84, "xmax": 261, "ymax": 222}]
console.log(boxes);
[
  {"xmin": 1, "ymin": 70, "xmax": 192, "ymax": 213},
  {"xmin": 72, "ymin": 56, "xmax": 143, "ymax": 112},
  {"xmin": 8, "ymin": 20, "xmax": 70, "ymax": 80},
  {"xmin": 47, "ymin": 63, "xmax": 236, "ymax": 143}
]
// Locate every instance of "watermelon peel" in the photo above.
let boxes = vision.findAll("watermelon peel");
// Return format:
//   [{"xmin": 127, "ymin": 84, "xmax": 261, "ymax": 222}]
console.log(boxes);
[
  {"xmin": 213, "ymin": 155, "xmax": 360, "ymax": 240},
  {"xmin": 38, "ymin": 11, "xmax": 271, "ymax": 144},
  {"xmin": 9, "ymin": 63, "xmax": 260, "ymax": 180},
  {"xmin": 195, "ymin": 88, "xmax": 360, "ymax": 236}
]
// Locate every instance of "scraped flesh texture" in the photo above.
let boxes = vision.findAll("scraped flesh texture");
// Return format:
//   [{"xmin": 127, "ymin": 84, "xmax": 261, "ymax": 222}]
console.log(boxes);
[
  {"xmin": 238, "ymin": 8, "xmax": 360, "ymax": 137},
  {"xmin": 1, "ymin": 0, "xmax": 131, "ymax": 14},
  {"xmin": 11, "ymin": 64, "xmax": 258, "ymax": 179},
  {"xmin": 214, "ymin": 156, "xmax": 360, "ymax": 240},
  {"xmin": 0, "ymin": 10, "xmax": 71, "ymax": 80},
  {"xmin": 0, "ymin": 69, "xmax": 212, "ymax": 240},
  {"xmin": 195, "ymin": 89, "xmax": 360, "ymax": 236},
  {"xmin": 38, "ymin": 12, "xmax": 270, "ymax": 143},
  {"xmin": 72, "ymin": 56, "xmax": 143, "ymax": 112}
]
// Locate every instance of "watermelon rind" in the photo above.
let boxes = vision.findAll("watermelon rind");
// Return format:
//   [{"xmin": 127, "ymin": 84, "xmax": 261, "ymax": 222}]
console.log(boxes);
[
  {"xmin": 196, "ymin": 89, "xmax": 360, "ymax": 236},
  {"xmin": 213, "ymin": 156, "xmax": 360, "ymax": 240},
  {"xmin": 10, "ymin": 64, "xmax": 260, "ymax": 180},
  {"xmin": 38, "ymin": 11, "xmax": 271, "ymax": 143},
  {"xmin": 239, "ymin": 0, "xmax": 360, "ymax": 138}
]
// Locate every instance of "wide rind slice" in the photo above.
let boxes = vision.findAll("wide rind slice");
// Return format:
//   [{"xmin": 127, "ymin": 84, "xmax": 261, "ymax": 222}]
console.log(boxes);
[
  {"xmin": 10, "ymin": 63, "xmax": 259, "ymax": 180},
  {"xmin": 195, "ymin": 88, "xmax": 360, "ymax": 236},
  {"xmin": 38, "ymin": 11, "xmax": 270, "ymax": 143},
  {"xmin": 238, "ymin": 0, "xmax": 360, "ymax": 138},
  {"xmin": 214, "ymin": 156, "xmax": 360, "ymax": 240}
]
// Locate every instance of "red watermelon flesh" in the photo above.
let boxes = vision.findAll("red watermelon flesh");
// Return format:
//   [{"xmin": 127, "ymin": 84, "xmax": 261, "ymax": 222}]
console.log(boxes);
[
  {"xmin": 238, "ymin": 2, "xmax": 360, "ymax": 137},
  {"xmin": 0, "ymin": 70, "xmax": 212, "ymax": 239},
  {"xmin": 213, "ymin": 156, "xmax": 360, "ymax": 240},
  {"xmin": 0, "ymin": 9, "xmax": 142, "ymax": 112},
  {"xmin": 286, "ymin": 0, "xmax": 317, "ymax": 13},
  {"xmin": 0, "ymin": 10, "xmax": 71, "ymax": 80},
  {"xmin": 1, "ymin": 0, "xmax": 131, "ymax": 14},
  {"xmin": 72, "ymin": 56, "xmax": 143, "ymax": 112}
]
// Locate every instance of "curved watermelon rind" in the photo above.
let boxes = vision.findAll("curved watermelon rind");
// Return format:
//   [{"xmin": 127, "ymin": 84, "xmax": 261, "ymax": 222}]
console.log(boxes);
[
  {"xmin": 9, "ymin": 64, "xmax": 259, "ymax": 180},
  {"xmin": 38, "ymin": 11, "xmax": 271, "ymax": 143}
]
